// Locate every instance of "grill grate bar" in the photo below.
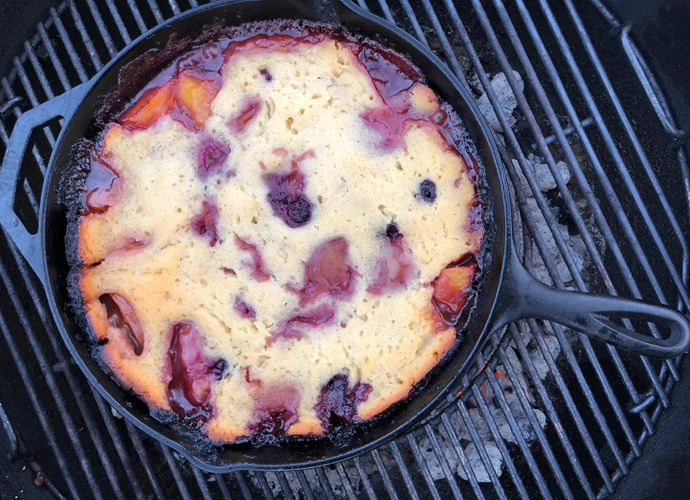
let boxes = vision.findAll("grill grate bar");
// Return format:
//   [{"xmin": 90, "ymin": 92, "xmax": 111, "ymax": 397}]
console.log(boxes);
[
  {"xmin": 448, "ymin": 0, "xmax": 660, "ymax": 442},
  {"xmin": 276, "ymin": 472, "xmax": 297, "ymax": 500},
  {"xmin": 192, "ymin": 467, "xmax": 214, "ymax": 500},
  {"xmin": 145, "ymin": 0, "xmax": 166, "ymax": 25},
  {"xmin": 440, "ymin": 412, "xmax": 487, "ymax": 499},
  {"xmin": 49, "ymin": 7, "xmax": 89, "ymax": 83},
  {"xmin": 536, "ymin": 0, "xmax": 689, "ymax": 308},
  {"xmin": 312, "ymin": 469, "xmax": 336, "ymax": 500},
  {"xmin": 295, "ymin": 470, "xmax": 316, "ymax": 500},
  {"xmin": 257, "ymin": 470, "xmax": 278, "ymax": 499},
  {"xmin": 469, "ymin": 384, "xmax": 535, "ymax": 500},
  {"xmin": 418, "ymin": 0, "xmax": 464, "ymax": 80},
  {"xmin": 335, "ymin": 463, "xmax": 358, "ymax": 500},
  {"xmin": 91, "ymin": 390, "xmax": 146, "ymax": 500},
  {"xmin": 370, "ymin": 449, "xmax": 400, "ymax": 500},
  {"xmin": 488, "ymin": 0, "xmax": 681, "ymax": 394},
  {"xmin": 167, "ymin": 0, "xmax": 182, "ymax": 16},
  {"xmin": 375, "ymin": 0, "xmax": 395, "ymax": 24},
  {"xmin": 68, "ymin": 1, "xmax": 104, "ymax": 70},
  {"xmin": 0, "ymin": 253, "xmax": 105, "ymax": 500},
  {"xmin": 104, "ymin": 0, "xmax": 133, "ymax": 44},
  {"xmin": 353, "ymin": 457, "xmax": 378, "ymax": 500},
  {"xmin": 405, "ymin": 433, "xmax": 443, "ymax": 500},
  {"xmin": 23, "ymin": 41, "xmax": 56, "ymax": 100},
  {"xmin": 160, "ymin": 444, "xmax": 193, "ymax": 500},
  {"xmin": 124, "ymin": 420, "xmax": 166, "ymax": 500},
  {"xmin": 232, "ymin": 471, "xmax": 255, "ymax": 500},
  {"xmin": 81, "ymin": 0, "xmax": 119, "ymax": 57},
  {"xmin": 6, "ymin": 66, "xmax": 56, "ymax": 150},
  {"xmin": 389, "ymin": 441, "xmax": 422, "ymax": 500},
  {"xmin": 392, "ymin": 0, "xmax": 429, "ymax": 48},
  {"xmin": 37, "ymin": 23, "xmax": 72, "ymax": 91},
  {"xmin": 125, "ymin": 0, "xmax": 148, "ymax": 34},
  {"xmin": 214, "ymin": 473, "xmax": 233, "ymax": 500}
]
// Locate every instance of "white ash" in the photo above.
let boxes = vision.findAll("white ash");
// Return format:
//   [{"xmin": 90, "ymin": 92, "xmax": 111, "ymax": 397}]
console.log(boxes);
[
  {"xmin": 514, "ymin": 154, "xmax": 572, "ymax": 194},
  {"xmin": 457, "ymin": 442, "xmax": 504, "ymax": 482},
  {"xmin": 476, "ymin": 71, "xmax": 524, "ymax": 133},
  {"xmin": 531, "ymin": 335, "xmax": 563, "ymax": 380},
  {"xmin": 526, "ymin": 196, "xmax": 587, "ymax": 284}
]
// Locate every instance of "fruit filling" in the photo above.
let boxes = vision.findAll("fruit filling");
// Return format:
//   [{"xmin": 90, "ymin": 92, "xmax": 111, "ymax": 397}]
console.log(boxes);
[
  {"xmin": 298, "ymin": 237, "xmax": 356, "ymax": 304},
  {"xmin": 432, "ymin": 261, "xmax": 477, "ymax": 325},
  {"xmin": 165, "ymin": 322, "xmax": 224, "ymax": 425},
  {"xmin": 234, "ymin": 296, "xmax": 257, "ymax": 319},
  {"xmin": 264, "ymin": 151, "xmax": 315, "ymax": 228},
  {"xmin": 83, "ymin": 153, "xmax": 122, "ymax": 215},
  {"xmin": 228, "ymin": 96, "xmax": 262, "ymax": 134},
  {"xmin": 99, "ymin": 294, "xmax": 145, "ymax": 355},
  {"xmin": 368, "ymin": 232, "xmax": 417, "ymax": 295},
  {"xmin": 233, "ymin": 235, "xmax": 271, "ymax": 281},
  {"xmin": 192, "ymin": 200, "xmax": 220, "ymax": 247},
  {"xmin": 197, "ymin": 136, "xmax": 230, "ymax": 180},
  {"xmin": 315, "ymin": 374, "xmax": 373, "ymax": 430},
  {"xmin": 269, "ymin": 303, "xmax": 336, "ymax": 344},
  {"xmin": 248, "ymin": 384, "xmax": 300, "ymax": 436}
]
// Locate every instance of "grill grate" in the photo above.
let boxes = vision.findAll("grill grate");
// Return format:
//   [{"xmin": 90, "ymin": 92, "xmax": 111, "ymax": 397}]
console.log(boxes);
[{"xmin": 0, "ymin": 0, "xmax": 688, "ymax": 499}]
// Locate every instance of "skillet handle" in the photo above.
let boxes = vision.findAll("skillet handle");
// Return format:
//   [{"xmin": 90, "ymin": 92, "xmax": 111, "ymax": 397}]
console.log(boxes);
[
  {"xmin": 495, "ymin": 254, "xmax": 690, "ymax": 359},
  {"xmin": 0, "ymin": 83, "xmax": 89, "ymax": 282}
]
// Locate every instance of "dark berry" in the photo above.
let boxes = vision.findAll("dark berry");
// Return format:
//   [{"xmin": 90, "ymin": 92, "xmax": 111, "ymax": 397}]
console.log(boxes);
[
  {"xmin": 264, "ymin": 162, "xmax": 314, "ymax": 228},
  {"xmin": 314, "ymin": 374, "xmax": 373, "ymax": 430},
  {"xmin": 209, "ymin": 359, "xmax": 227, "ymax": 380},
  {"xmin": 419, "ymin": 179, "xmax": 437, "ymax": 203},
  {"xmin": 287, "ymin": 198, "xmax": 311, "ymax": 225},
  {"xmin": 259, "ymin": 68, "xmax": 273, "ymax": 81},
  {"xmin": 385, "ymin": 222, "xmax": 399, "ymax": 239}
]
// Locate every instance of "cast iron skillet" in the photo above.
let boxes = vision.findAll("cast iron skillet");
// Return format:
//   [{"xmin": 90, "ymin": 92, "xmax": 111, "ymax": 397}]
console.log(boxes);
[{"xmin": 1, "ymin": 0, "xmax": 689, "ymax": 472}]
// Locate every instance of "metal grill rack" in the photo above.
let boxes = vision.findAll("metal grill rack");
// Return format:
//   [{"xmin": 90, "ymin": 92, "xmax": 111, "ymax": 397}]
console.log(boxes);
[{"xmin": 0, "ymin": 0, "xmax": 688, "ymax": 498}]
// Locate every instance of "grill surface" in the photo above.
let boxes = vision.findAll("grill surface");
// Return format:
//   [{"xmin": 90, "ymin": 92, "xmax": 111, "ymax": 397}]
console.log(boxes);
[{"xmin": 0, "ymin": 0, "xmax": 688, "ymax": 499}]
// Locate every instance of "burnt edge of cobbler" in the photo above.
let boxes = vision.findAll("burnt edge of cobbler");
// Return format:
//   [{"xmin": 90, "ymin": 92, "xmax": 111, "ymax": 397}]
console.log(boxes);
[{"xmin": 59, "ymin": 18, "xmax": 492, "ymax": 449}]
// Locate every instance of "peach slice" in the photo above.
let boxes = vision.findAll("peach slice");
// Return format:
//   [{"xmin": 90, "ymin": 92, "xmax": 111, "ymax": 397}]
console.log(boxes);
[
  {"xmin": 433, "ymin": 265, "xmax": 476, "ymax": 321},
  {"xmin": 120, "ymin": 80, "xmax": 177, "ymax": 129},
  {"xmin": 177, "ymin": 71, "xmax": 220, "ymax": 129}
]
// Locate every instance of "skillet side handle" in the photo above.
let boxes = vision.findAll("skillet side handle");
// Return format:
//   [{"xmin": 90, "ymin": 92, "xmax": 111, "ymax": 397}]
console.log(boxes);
[
  {"xmin": 0, "ymin": 83, "xmax": 89, "ymax": 283},
  {"xmin": 496, "ymin": 258, "xmax": 690, "ymax": 359}
]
